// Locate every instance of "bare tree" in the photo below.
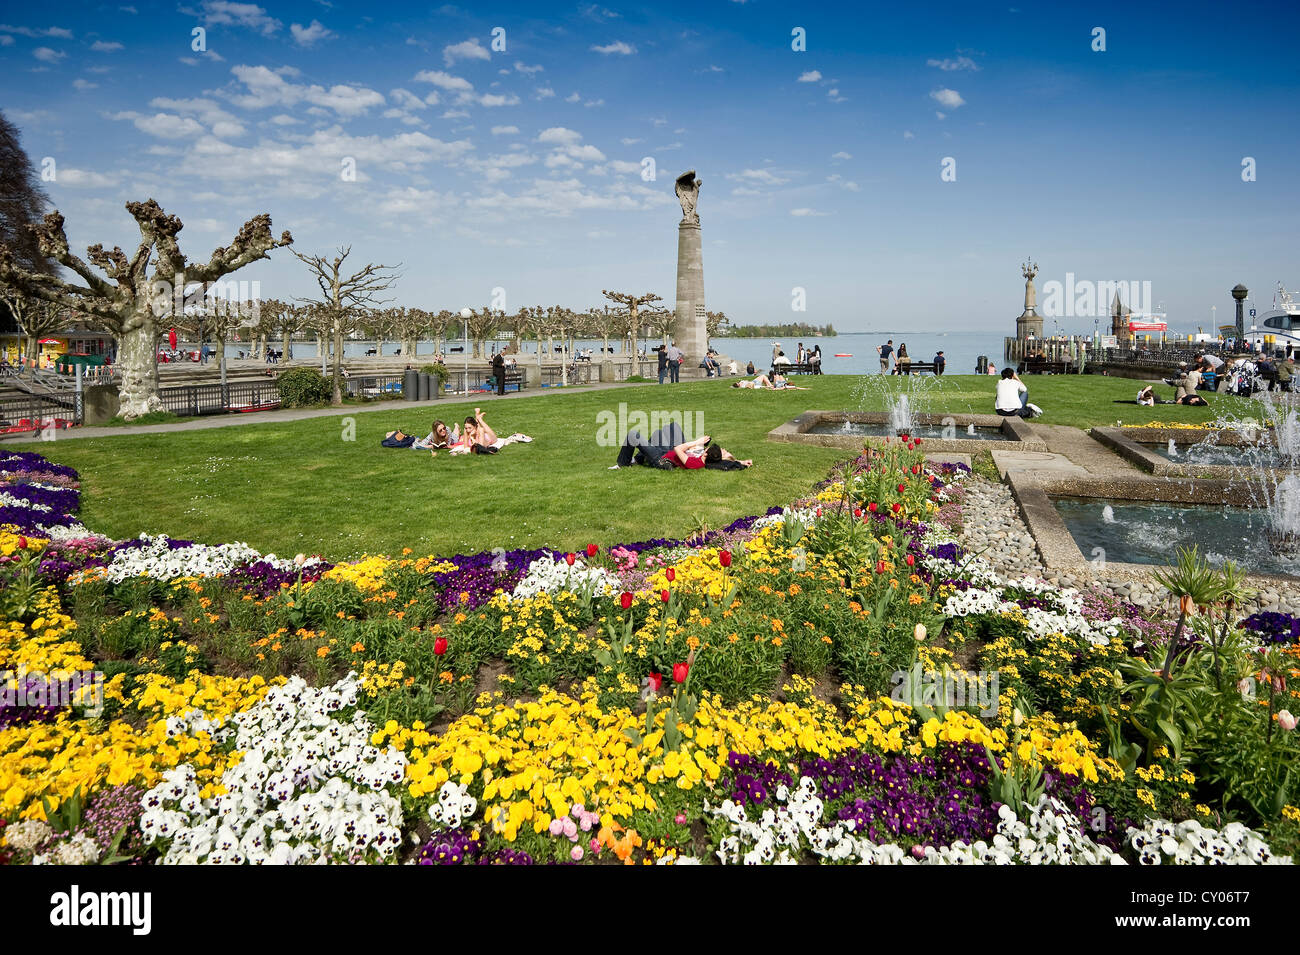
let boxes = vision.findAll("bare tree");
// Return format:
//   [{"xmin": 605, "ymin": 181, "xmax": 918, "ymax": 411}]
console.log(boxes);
[
  {"xmin": 705, "ymin": 309, "xmax": 729, "ymax": 339},
  {"xmin": 601, "ymin": 290, "xmax": 663, "ymax": 356},
  {"xmin": 0, "ymin": 200, "xmax": 291, "ymax": 418},
  {"xmin": 464, "ymin": 305, "xmax": 499, "ymax": 359},
  {"xmin": 383, "ymin": 306, "xmax": 433, "ymax": 359},
  {"xmin": 293, "ymin": 247, "xmax": 399, "ymax": 405}
]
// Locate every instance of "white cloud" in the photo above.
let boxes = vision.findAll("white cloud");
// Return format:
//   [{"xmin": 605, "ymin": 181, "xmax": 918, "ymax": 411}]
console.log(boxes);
[
  {"xmin": 591, "ymin": 40, "xmax": 635, "ymax": 55},
  {"xmin": 115, "ymin": 111, "xmax": 206, "ymax": 139},
  {"xmin": 0, "ymin": 36, "xmax": 12, "ymax": 46},
  {"xmin": 33, "ymin": 47, "xmax": 65, "ymax": 63},
  {"xmin": 831, "ymin": 151, "xmax": 851, "ymax": 160},
  {"xmin": 726, "ymin": 168, "xmax": 789, "ymax": 186},
  {"xmin": 229, "ymin": 64, "xmax": 386, "ymax": 117},
  {"xmin": 827, "ymin": 87, "xmax": 846, "ymax": 103},
  {"xmin": 57, "ymin": 167, "xmax": 117, "ymax": 187},
  {"xmin": 514, "ymin": 61, "xmax": 543, "ymax": 74},
  {"xmin": 903, "ymin": 130, "xmax": 914, "ymax": 139},
  {"xmin": 491, "ymin": 125, "xmax": 519, "ymax": 135},
  {"xmin": 72, "ymin": 78, "xmax": 98, "ymax": 90},
  {"xmin": 584, "ymin": 98, "xmax": 604, "ymax": 108},
  {"xmin": 565, "ymin": 92, "xmax": 581, "ymax": 103},
  {"xmin": 198, "ymin": 1, "xmax": 281, "ymax": 35},
  {"xmin": 290, "ymin": 20, "xmax": 334, "ymax": 46},
  {"xmin": 790, "ymin": 208, "xmax": 828, "ymax": 216},
  {"xmin": 935, "ymin": 111, "xmax": 946, "ymax": 120},
  {"xmin": 930, "ymin": 87, "xmax": 965, "ymax": 109},
  {"xmin": 927, "ymin": 55, "xmax": 978, "ymax": 71},
  {"xmin": 388, "ymin": 88, "xmax": 427, "ymax": 111},
  {"xmin": 443, "ymin": 38, "xmax": 490, "ymax": 66},
  {"xmin": 536, "ymin": 127, "xmax": 582, "ymax": 146},
  {"xmin": 268, "ymin": 114, "xmax": 298, "ymax": 125},
  {"xmin": 413, "ymin": 69, "xmax": 473, "ymax": 92},
  {"xmin": 0, "ymin": 24, "xmax": 73, "ymax": 38},
  {"xmin": 827, "ymin": 174, "xmax": 860, "ymax": 191},
  {"xmin": 150, "ymin": 96, "xmax": 247, "ymax": 138},
  {"xmin": 797, "ymin": 70, "xmax": 822, "ymax": 83},
  {"xmin": 90, "ymin": 40, "xmax": 123, "ymax": 51},
  {"xmin": 534, "ymin": 87, "xmax": 555, "ymax": 99},
  {"xmin": 620, "ymin": 137, "xmax": 642, "ymax": 145}
]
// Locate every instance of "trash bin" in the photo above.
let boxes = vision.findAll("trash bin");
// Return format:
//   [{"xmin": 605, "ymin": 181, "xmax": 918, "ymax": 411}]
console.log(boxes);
[
  {"xmin": 976, "ymin": 355, "xmax": 988, "ymax": 375},
  {"xmin": 417, "ymin": 373, "xmax": 431, "ymax": 401},
  {"xmin": 404, "ymin": 368, "xmax": 418, "ymax": 400}
]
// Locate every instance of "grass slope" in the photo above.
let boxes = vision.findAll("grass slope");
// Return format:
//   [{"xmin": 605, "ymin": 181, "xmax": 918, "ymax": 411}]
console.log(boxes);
[{"xmin": 6, "ymin": 374, "xmax": 1258, "ymax": 559}]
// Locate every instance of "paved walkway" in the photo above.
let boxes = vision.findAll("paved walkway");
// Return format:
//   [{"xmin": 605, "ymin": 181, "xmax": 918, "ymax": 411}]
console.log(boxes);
[
  {"xmin": 991, "ymin": 423, "xmax": 1139, "ymax": 481},
  {"xmin": 3, "ymin": 379, "xmax": 647, "ymax": 443}
]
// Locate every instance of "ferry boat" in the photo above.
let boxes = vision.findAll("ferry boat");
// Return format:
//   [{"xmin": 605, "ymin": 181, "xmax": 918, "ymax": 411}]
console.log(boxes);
[{"xmin": 1245, "ymin": 284, "xmax": 1300, "ymax": 352}]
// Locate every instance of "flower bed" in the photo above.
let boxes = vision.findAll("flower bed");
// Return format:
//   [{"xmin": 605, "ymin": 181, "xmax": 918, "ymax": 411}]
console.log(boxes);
[{"xmin": 1, "ymin": 444, "xmax": 1298, "ymax": 865}]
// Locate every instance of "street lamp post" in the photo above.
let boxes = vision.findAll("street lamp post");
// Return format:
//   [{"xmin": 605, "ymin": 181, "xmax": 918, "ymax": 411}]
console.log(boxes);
[{"xmin": 459, "ymin": 308, "xmax": 472, "ymax": 396}]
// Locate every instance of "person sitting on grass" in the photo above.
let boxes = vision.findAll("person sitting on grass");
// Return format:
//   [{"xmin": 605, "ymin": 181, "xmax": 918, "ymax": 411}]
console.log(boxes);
[
  {"xmin": 609, "ymin": 423, "xmax": 751, "ymax": 470},
  {"xmin": 994, "ymin": 367, "xmax": 1042, "ymax": 418}
]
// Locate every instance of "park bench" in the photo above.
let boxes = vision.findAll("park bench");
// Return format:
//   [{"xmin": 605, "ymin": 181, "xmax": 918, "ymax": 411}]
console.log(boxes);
[
  {"xmin": 478, "ymin": 370, "xmax": 524, "ymax": 392},
  {"xmin": 1018, "ymin": 359, "xmax": 1075, "ymax": 375},
  {"xmin": 904, "ymin": 361, "xmax": 943, "ymax": 375},
  {"xmin": 784, "ymin": 362, "xmax": 816, "ymax": 375}
]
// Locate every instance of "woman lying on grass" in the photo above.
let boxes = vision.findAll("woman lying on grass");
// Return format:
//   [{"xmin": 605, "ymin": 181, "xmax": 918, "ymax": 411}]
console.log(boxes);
[
  {"xmin": 732, "ymin": 373, "xmax": 809, "ymax": 391},
  {"xmin": 447, "ymin": 407, "xmax": 533, "ymax": 456}
]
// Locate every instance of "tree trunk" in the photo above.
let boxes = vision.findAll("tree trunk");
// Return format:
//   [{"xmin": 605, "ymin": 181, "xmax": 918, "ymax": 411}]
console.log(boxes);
[
  {"xmin": 282, "ymin": 328, "xmax": 292, "ymax": 363},
  {"xmin": 403, "ymin": 335, "xmax": 417, "ymax": 359},
  {"xmin": 116, "ymin": 318, "xmax": 163, "ymax": 420},
  {"xmin": 332, "ymin": 323, "xmax": 344, "ymax": 406}
]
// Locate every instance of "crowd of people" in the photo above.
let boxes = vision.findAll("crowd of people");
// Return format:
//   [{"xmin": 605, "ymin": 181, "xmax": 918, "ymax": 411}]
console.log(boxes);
[{"xmin": 875, "ymin": 339, "xmax": 946, "ymax": 375}]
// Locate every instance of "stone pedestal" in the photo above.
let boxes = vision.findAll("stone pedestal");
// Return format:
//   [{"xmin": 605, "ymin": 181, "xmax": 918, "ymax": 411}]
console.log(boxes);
[
  {"xmin": 674, "ymin": 221, "xmax": 707, "ymax": 364},
  {"xmin": 82, "ymin": 384, "xmax": 120, "ymax": 425}
]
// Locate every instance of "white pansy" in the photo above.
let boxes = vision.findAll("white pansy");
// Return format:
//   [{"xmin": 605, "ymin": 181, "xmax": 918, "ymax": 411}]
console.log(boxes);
[
  {"xmin": 139, "ymin": 674, "xmax": 407, "ymax": 865},
  {"xmin": 509, "ymin": 554, "xmax": 619, "ymax": 601}
]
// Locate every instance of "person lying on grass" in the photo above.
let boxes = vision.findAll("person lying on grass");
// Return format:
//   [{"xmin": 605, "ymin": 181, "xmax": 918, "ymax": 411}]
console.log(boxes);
[
  {"xmin": 412, "ymin": 419, "xmax": 457, "ymax": 451},
  {"xmin": 731, "ymin": 373, "xmax": 808, "ymax": 391},
  {"xmin": 609, "ymin": 423, "xmax": 751, "ymax": 470},
  {"xmin": 446, "ymin": 407, "xmax": 533, "ymax": 456}
]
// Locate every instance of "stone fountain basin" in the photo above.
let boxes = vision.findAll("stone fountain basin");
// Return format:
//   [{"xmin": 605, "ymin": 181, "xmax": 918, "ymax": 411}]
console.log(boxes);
[
  {"xmin": 1091, "ymin": 426, "xmax": 1285, "ymax": 478},
  {"xmin": 768, "ymin": 411, "xmax": 1047, "ymax": 454},
  {"xmin": 1007, "ymin": 469, "xmax": 1298, "ymax": 583}
]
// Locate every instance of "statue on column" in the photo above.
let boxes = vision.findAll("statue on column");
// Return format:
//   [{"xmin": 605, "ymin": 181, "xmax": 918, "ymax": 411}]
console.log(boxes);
[
  {"xmin": 675, "ymin": 170, "xmax": 702, "ymax": 225},
  {"xmin": 1022, "ymin": 259, "xmax": 1038, "ymax": 312}
]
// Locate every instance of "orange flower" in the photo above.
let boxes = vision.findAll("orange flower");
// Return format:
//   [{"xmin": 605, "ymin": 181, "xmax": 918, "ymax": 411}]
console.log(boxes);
[
  {"xmin": 439, "ymin": 671, "xmax": 454, "ymax": 684},
  {"xmin": 316, "ymin": 647, "xmax": 330, "ymax": 658},
  {"xmin": 351, "ymin": 642, "xmax": 366, "ymax": 653}
]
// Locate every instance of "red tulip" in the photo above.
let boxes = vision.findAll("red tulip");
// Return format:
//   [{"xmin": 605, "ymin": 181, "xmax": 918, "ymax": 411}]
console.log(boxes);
[
  {"xmin": 868, "ymin": 502, "xmax": 878, "ymax": 513},
  {"xmin": 906, "ymin": 554, "xmax": 916, "ymax": 567},
  {"xmin": 672, "ymin": 662, "xmax": 689, "ymax": 684},
  {"xmin": 911, "ymin": 465, "xmax": 921, "ymax": 475},
  {"xmin": 661, "ymin": 589, "xmax": 670, "ymax": 603},
  {"xmin": 620, "ymin": 591, "xmax": 633, "ymax": 610},
  {"xmin": 719, "ymin": 550, "xmax": 732, "ymax": 568},
  {"xmin": 897, "ymin": 483, "xmax": 906, "ymax": 493},
  {"xmin": 16, "ymin": 536, "xmax": 27, "ymax": 550},
  {"xmin": 914, "ymin": 438, "xmax": 922, "ymax": 446},
  {"xmin": 586, "ymin": 543, "xmax": 599, "ymax": 558},
  {"xmin": 816, "ymin": 507, "xmax": 823, "ymax": 517},
  {"xmin": 565, "ymin": 552, "xmax": 576, "ymax": 566},
  {"xmin": 666, "ymin": 568, "xmax": 676, "ymax": 582},
  {"xmin": 853, "ymin": 508, "xmax": 862, "ymax": 518},
  {"xmin": 433, "ymin": 636, "xmax": 448, "ymax": 656},
  {"xmin": 875, "ymin": 560, "xmax": 887, "ymax": 575},
  {"xmin": 647, "ymin": 672, "xmax": 663, "ymax": 693}
]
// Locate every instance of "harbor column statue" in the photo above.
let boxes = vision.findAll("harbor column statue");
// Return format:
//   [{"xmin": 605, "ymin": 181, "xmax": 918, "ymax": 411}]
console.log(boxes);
[{"xmin": 673, "ymin": 170, "xmax": 708, "ymax": 364}]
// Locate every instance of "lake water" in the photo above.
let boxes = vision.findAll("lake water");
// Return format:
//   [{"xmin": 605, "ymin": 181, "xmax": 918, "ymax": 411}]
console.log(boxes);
[{"xmin": 222, "ymin": 330, "xmax": 1009, "ymax": 375}]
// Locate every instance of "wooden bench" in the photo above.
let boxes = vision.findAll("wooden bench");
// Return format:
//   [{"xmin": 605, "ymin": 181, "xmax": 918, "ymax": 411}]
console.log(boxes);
[
  {"xmin": 479, "ymin": 370, "xmax": 524, "ymax": 392},
  {"xmin": 1018, "ymin": 360, "xmax": 1075, "ymax": 375},
  {"xmin": 782, "ymin": 362, "xmax": 816, "ymax": 375},
  {"xmin": 901, "ymin": 361, "xmax": 943, "ymax": 375}
]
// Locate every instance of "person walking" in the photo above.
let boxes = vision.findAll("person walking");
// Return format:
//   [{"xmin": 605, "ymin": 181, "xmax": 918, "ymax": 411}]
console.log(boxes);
[
  {"xmin": 492, "ymin": 351, "xmax": 506, "ymax": 396},
  {"xmin": 667, "ymin": 341, "xmax": 682, "ymax": 383},
  {"xmin": 811, "ymin": 345, "xmax": 823, "ymax": 375},
  {"xmin": 657, "ymin": 345, "xmax": 669, "ymax": 385},
  {"xmin": 877, "ymin": 339, "xmax": 893, "ymax": 374},
  {"xmin": 933, "ymin": 350, "xmax": 946, "ymax": 376}
]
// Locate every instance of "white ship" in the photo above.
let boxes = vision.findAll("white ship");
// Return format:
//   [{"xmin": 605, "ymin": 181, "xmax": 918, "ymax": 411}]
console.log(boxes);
[{"xmin": 1246, "ymin": 284, "xmax": 1300, "ymax": 351}]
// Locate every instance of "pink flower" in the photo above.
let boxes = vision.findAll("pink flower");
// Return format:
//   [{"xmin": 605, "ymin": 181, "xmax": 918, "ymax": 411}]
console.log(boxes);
[
  {"xmin": 561, "ymin": 816, "xmax": 578, "ymax": 840},
  {"xmin": 571, "ymin": 845, "xmax": 584, "ymax": 861},
  {"xmin": 675, "ymin": 813, "xmax": 688, "ymax": 825},
  {"xmin": 549, "ymin": 818, "xmax": 564, "ymax": 836},
  {"xmin": 1279, "ymin": 710, "xmax": 1297, "ymax": 731}
]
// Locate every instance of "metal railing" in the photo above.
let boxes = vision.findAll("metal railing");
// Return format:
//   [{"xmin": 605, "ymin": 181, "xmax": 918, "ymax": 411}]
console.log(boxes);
[
  {"xmin": 155, "ymin": 380, "xmax": 283, "ymax": 417},
  {"xmin": 0, "ymin": 392, "xmax": 78, "ymax": 433}
]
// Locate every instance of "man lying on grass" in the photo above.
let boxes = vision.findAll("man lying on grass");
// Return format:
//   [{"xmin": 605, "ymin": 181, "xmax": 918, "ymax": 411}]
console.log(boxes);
[{"xmin": 609, "ymin": 422, "xmax": 752, "ymax": 470}]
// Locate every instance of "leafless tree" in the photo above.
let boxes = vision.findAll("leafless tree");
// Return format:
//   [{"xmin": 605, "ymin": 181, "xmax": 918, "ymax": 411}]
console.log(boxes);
[
  {"xmin": 601, "ymin": 290, "xmax": 663, "ymax": 356},
  {"xmin": 293, "ymin": 247, "xmax": 400, "ymax": 405},
  {"xmin": 0, "ymin": 287, "xmax": 68, "ymax": 361},
  {"xmin": 0, "ymin": 200, "xmax": 291, "ymax": 418}
]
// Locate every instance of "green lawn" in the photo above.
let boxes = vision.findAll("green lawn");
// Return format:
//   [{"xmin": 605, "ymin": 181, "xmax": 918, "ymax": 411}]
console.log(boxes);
[{"xmin": 6, "ymin": 374, "xmax": 1257, "ymax": 559}]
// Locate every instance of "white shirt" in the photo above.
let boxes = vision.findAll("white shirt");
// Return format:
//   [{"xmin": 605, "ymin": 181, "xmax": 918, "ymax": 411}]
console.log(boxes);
[{"xmin": 995, "ymin": 378, "xmax": 1027, "ymax": 412}]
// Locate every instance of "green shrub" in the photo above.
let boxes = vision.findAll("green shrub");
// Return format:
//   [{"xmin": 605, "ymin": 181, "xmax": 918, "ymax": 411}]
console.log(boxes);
[{"xmin": 277, "ymin": 367, "xmax": 332, "ymax": 407}]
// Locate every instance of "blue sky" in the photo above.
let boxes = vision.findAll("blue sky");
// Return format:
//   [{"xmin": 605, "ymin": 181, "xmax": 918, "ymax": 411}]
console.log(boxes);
[{"xmin": 2, "ymin": 0, "xmax": 1298, "ymax": 335}]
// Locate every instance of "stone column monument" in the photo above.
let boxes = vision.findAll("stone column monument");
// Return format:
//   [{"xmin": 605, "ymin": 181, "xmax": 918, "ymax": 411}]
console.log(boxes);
[
  {"xmin": 673, "ymin": 170, "xmax": 708, "ymax": 364},
  {"xmin": 1015, "ymin": 259, "xmax": 1044, "ymax": 340}
]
